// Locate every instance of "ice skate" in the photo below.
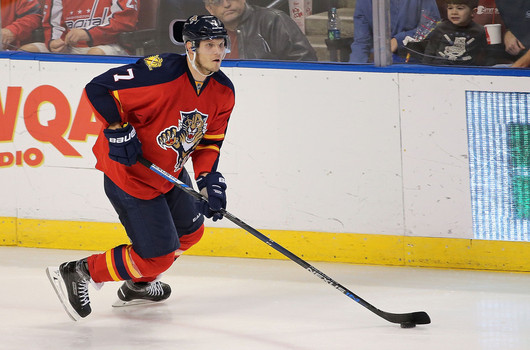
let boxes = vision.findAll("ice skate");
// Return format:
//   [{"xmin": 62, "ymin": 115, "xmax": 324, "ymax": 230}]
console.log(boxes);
[
  {"xmin": 46, "ymin": 259, "xmax": 91, "ymax": 321},
  {"xmin": 112, "ymin": 280, "xmax": 171, "ymax": 307}
]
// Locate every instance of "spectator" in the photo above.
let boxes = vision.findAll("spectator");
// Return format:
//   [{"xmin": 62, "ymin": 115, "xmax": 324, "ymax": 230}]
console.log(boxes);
[
  {"xmin": 203, "ymin": 0, "xmax": 317, "ymax": 61},
  {"xmin": 495, "ymin": 0, "xmax": 530, "ymax": 60},
  {"xmin": 422, "ymin": 0, "xmax": 488, "ymax": 65},
  {"xmin": 436, "ymin": 0, "xmax": 503, "ymax": 25},
  {"xmin": 1, "ymin": 0, "xmax": 42, "ymax": 50},
  {"xmin": 349, "ymin": 0, "xmax": 441, "ymax": 63},
  {"xmin": 20, "ymin": 0, "xmax": 138, "ymax": 55}
]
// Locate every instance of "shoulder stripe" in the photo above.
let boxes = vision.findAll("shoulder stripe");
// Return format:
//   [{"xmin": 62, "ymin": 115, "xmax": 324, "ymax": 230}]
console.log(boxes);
[
  {"xmin": 203, "ymin": 133, "xmax": 225, "ymax": 140},
  {"xmin": 196, "ymin": 145, "xmax": 220, "ymax": 152}
]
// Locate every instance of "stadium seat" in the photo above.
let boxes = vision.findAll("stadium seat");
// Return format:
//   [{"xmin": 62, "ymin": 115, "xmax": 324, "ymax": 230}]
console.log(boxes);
[{"xmin": 118, "ymin": 0, "xmax": 160, "ymax": 56}]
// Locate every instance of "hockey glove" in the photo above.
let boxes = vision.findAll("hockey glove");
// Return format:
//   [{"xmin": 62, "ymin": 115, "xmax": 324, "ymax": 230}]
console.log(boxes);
[
  {"xmin": 196, "ymin": 172, "xmax": 227, "ymax": 222},
  {"xmin": 103, "ymin": 123, "xmax": 142, "ymax": 166}
]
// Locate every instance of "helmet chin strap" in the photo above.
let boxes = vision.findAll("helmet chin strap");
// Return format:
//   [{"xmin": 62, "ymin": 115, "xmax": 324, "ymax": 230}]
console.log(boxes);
[{"xmin": 187, "ymin": 49, "xmax": 214, "ymax": 78}]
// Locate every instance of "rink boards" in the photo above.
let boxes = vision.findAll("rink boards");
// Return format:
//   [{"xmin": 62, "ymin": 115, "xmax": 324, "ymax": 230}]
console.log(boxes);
[{"xmin": 1, "ymin": 53, "xmax": 530, "ymax": 271}]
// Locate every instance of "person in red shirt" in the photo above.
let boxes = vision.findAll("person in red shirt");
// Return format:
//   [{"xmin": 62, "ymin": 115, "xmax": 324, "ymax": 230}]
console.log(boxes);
[
  {"xmin": 46, "ymin": 15, "xmax": 235, "ymax": 320},
  {"xmin": 20, "ymin": 0, "xmax": 137, "ymax": 55},
  {"xmin": 1, "ymin": 0, "xmax": 41, "ymax": 50}
]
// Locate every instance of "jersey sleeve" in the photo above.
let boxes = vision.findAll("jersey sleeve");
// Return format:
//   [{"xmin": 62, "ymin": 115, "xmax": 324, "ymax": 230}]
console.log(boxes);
[
  {"xmin": 4, "ymin": 0, "xmax": 42, "ymax": 43},
  {"xmin": 43, "ymin": 0, "xmax": 63, "ymax": 48},
  {"xmin": 85, "ymin": 54, "xmax": 184, "ymax": 126},
  {"xmin": 422, "ymin": 26, "xmax": 442, "ymax": 64},
  {"xmin": 86, "ymin": 0, "xmax": 138, "ymax": 46},
  {"xmin": 84, "ymin": 63, "xmax": 136, "ymax": 125},
  {"xmin": 84, "ymin": 57, "xmax": 150, "ymax": 125}
]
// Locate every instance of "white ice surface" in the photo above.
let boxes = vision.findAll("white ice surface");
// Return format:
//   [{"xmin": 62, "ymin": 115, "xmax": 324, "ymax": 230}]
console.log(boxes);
[{"xmin": 1, "ymin": 246, "xmax": 530, "ymax": 350}]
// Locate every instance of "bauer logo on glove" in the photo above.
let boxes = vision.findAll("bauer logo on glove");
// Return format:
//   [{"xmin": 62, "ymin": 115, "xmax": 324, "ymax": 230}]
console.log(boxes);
[
  {"xmin": 107, "ymin": 125, "xmax": 137, "ymax": 144},
  {"xmin": 103, "ymin": 123, "xmax": 142, "ymax": 167}
]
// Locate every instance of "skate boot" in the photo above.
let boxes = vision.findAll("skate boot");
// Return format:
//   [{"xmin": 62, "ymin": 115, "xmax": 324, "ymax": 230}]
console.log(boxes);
[
  {"xmin": 46, "ymin": 259, "xmax": 92, "ymax": 321},
  {"xmin": 113, "ymin": 280, "xmax": 171, "ymax": 307}
]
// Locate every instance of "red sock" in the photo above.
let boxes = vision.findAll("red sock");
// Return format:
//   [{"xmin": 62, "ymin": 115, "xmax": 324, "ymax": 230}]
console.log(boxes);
[
  {"xmin": 87, "ymin": 244, "xmax": 174, "ymax": 283},
  {"xmin": 174, "ymin": 224, "xmax": 205, "ymax": 259}
]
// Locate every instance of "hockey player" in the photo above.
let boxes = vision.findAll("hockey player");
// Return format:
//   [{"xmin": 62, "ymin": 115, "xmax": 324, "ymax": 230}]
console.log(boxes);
[{"xmin": 46, "ymin": 15, "xmax": 235, "ymax": 320}]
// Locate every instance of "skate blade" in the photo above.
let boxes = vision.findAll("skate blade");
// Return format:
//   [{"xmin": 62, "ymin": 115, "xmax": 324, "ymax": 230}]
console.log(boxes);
[
  {"xmin": 112, "ymin": 298, "xmax": 164, "ymax": 308},
  {"xmin": 46, "ymin": 266, "xmax": 81, "ymax": 322}
]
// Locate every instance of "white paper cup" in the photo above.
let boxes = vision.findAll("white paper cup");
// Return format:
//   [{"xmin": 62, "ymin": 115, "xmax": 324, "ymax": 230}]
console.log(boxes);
[
  {"xmin": 484, "ymin": 24, "xmax": 502, "ymax": 45},
  {"xmin": 289, "ymin": 0, "xmax": 312, "ymax": 34}
]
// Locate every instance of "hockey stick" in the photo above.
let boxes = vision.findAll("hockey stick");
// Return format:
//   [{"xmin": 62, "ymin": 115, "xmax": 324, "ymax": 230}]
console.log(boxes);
[{"xmin": 138, "ymin": 156, "xmax": 431, "ymax": 327}]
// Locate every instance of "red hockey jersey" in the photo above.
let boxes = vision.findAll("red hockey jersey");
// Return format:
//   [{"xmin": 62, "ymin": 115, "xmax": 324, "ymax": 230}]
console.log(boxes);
[
  {"xmin": 42, "ymin": 0, "xmax": 138, "ymax": 47},
  {"xmin": 1, "ymin": 0, "xmax": 42, "ymax": 47},
  {"xmin": 85, "ymin": 53, "xmax": 235, "ymax": 200}
]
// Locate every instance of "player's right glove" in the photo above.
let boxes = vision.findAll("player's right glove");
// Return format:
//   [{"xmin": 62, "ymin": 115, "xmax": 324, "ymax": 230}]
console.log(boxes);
[
  {"xmin": 196, "ymin": 172, "xmax": 227, "ymax": 222},
  {"xmin": 103, "ymin": 123, "xmax": 142, "ymax": 166}
]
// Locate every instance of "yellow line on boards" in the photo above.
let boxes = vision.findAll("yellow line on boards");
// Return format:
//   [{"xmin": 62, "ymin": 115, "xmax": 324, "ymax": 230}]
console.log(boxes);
[{"xmin": 1, "ymin": 217, "xmax": 530, "ymax": 272}]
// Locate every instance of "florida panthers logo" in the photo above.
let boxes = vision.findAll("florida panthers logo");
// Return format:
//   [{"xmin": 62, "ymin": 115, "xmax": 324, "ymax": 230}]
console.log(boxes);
[{"xmin": 157, "ymin": 109, "xmax": 208, "ymax": 171}]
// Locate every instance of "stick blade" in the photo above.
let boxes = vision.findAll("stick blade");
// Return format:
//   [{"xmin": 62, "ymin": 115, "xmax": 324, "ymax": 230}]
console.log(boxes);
[
  {"xmin": 380, "ymin": 310, "xmax": 431, "ymax": 325},
  {"xmin": 388, "ymin": 311, "xmax": 431, "ymax": 324},
  {"xmin": 407, "ymin": 311, "xmax": 431, "ymax": 325}
]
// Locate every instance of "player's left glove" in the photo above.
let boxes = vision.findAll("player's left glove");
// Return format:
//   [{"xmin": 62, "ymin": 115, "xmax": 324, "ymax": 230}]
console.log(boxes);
[{"xmin": 196, "ymin": 172, "xmax": 227, "ymax": 222}]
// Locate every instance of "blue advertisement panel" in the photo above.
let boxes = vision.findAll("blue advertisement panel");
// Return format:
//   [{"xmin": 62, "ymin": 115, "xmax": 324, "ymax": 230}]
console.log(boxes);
[{"xmin": 466, "ymin": 91, "xmax": 530, "ymax": 241}]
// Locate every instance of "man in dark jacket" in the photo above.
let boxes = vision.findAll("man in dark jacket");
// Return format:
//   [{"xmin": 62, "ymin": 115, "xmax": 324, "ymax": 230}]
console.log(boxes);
[
  {"xmin": 495, "ymin": 0, "xmax": 530, "ymax": 60},
  {"xmin": 203, "ymin": 0, "xmax": 317, "ymax": 61}
]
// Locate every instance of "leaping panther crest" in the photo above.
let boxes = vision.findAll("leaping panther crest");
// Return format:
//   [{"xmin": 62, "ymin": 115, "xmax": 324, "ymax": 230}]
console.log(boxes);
[{"xmin": 157, "ymin": 109, "xmax": 208, "ymax": 171}]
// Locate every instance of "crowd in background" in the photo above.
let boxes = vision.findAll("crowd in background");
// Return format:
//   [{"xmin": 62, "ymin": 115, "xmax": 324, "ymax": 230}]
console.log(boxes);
[{"xmin": 0, "ymin": 0, "xmax": 528, "ymax": 67}]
